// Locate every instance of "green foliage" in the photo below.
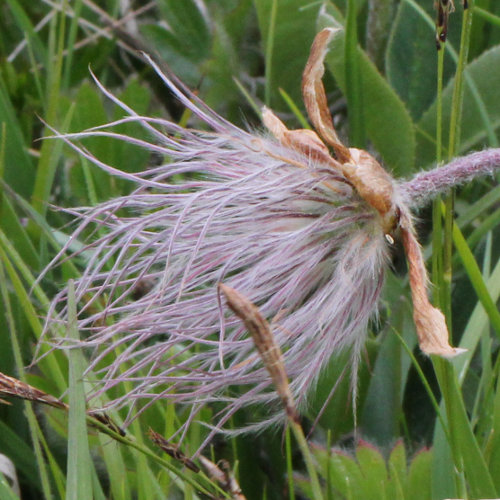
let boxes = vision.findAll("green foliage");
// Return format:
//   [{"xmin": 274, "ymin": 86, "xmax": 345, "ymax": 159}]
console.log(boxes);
[
  {"xmin": 298, "ymin": 441, "xmax": 433, "ymax": 500},
  {"xmin": 0, "ymin": 0, "xmax": 499, "ymax": 499}
]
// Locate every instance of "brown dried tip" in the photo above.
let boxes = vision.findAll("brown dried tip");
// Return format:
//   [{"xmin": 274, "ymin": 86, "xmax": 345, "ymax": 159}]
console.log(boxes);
[
  {"xmin": 0, "ymin": 372, "xmax": 125, "ymax": 436},
  {"xmin": 87, "ymin": 410, "xmax": 126, "ymax": 437},
  {"xmin": 400, "ymin": 217, "xmax": 466, "ymax": 357},
  {"xmin": 198, "ymin": 456, "xmax": 246, "ymax": 500},
  {"xmin": 148, "ymin": 428, "xmax": 200, "ymax": 472},
  {"xmin": 302, "ymin": 28, "xmax": 352, "ymax": 164},
  {"xmin": 0, "ymin": 371, "xmax": 67, "ymax": 410},
  {"xmin": 219, "ymin": 283, "xmax": 299, "ymax": 421},
  {"xmin": 435, "ymin": 0, "xmax": 455, "ymax": 46}
]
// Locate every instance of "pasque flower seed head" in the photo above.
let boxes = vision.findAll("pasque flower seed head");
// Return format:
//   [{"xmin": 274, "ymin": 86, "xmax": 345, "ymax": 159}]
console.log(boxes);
[{"xmin": 41, "ymin": 28, "xmax": 500, "ymax": 444}]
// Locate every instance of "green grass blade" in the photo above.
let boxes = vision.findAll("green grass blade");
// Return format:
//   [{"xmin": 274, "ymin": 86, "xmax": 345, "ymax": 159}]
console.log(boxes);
[
  {"xmin": 264, "ymin": 0, "xmax": 278, "ymax": 107},
  {"xmin": 0, "ymin": 472, "xmax": 20, "ymax": 500},
  {"xmin": 279, "ymin": 88, "xmax": 310, "ymax": 129},
  {"xmin": 0, "ymin": 239, "xmax": 67, "ymax": 392},
  {"xmin": 4, "ymin": 0, "xmax": 47, "ymax": 64},
  {"xmin": 452, "ymin": 216, "xmax": 500, "ymax": 337},
  {"xmin": 290, "ymin": 421, "xmax": 324, "ymax": 500},
  {"xmin": 0, "ymin": 75, "xmax": 35, "ymax": 198},
  {"xmin": 455, "ymin": 253, "xmax": 500, "ymax": 382},
  {"xmin": 474, "ymin": 5, "xmax": 500, "ymax": 26},
  {"xmin": 0, "ymin": 260, "xmax": 54, "ymax": 499},
  {"xmin": 66, "ymin": 280, "xmax": 93, "ymax": 500},
  {"xmin": 432, "ymin": 359, "xmax": 497, "ymax": 498}
]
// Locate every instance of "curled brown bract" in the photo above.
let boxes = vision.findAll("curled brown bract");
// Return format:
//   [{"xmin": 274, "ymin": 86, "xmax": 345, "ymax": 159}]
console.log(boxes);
[
  {"xmin": 400, "ymin": 215, "xmax": 466, "ymax": 357},
  {"xmin": 301, "ymin": 28, "xmax": 352, "ymax": 163}
]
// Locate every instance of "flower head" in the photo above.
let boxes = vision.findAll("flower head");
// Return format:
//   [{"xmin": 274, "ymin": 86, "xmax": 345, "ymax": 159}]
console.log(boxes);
[{"xmin": 42, "ymin": 29, "xmax": 500, "ymax": 445}]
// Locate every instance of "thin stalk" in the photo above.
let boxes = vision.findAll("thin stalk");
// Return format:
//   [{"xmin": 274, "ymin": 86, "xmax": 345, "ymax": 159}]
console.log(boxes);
[
  {"xmin": 432, "ymin": 37, "xmax": 445, "ymax": 306},
  {"xmin": 285, "ymin": 427, "xmax": 295, "ymax": 500},
  {"xmin": 345, "ymin": 0, "xmax": 366, "ymax": 147},
  {"xmin": 448, "ymin": 3, "xmax": 474, "ymax": 157},
  {"xmin": 289, "ymin": 420, "xmax": 324, "ymax": 500},
  {"xmin": 264, "ymin": 0, "xmax": 278, "ymax": 107},
  {"xmin": 62, "ymin": 0, "xmax": 83, "ymax": 90},
  {"xmin": 442, "ymin": 2, "xmax": 474, "ymax": 324}
]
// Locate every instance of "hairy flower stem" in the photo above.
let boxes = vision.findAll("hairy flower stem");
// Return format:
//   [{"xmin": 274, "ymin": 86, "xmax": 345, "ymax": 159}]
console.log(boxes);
[{"xmin": 401, "ymin": 149, "xmax": 500, "ymax": 209}]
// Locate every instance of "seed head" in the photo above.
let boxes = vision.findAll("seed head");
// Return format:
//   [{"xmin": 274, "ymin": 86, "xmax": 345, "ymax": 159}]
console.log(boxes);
[{"xmin": 41, "ymin": 29, "xmax": 499, "ymax": 445}]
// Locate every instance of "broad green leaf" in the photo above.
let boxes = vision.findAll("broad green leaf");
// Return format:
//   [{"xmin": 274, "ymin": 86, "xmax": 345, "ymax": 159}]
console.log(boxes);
[
  {"xmin": 355, "ymin": 442, "xmax": 388, "ymax": 498},
  {"xmin": 360, "ymin": 329, "xmax": 402, "ymax": 445},
  {"xmin": 387, "ymin": 441, "xmax": 407, "ymax": 499},
  {"xmin": 254, "ymin": 0, "xmax": 321, "ymax": 108},
  {"xmin": 155, "ymin": 0, "xmax": 211, "ymax": 56},
  {"xmin": 329, "ymin": 450, "xmax": 367, "ymax": 498},
  {"xmin": 110, "ymin": 80, "xmax": 152, "ymax": 191},
  {"xmin": 407, "ymin": 448, "xmax": 432, "ymax": 500},
  {"xmin": 386, "ymin": 0, "xmax": 453, "ymax": 121},
  {"xmin": 417, "ymin": 46, "xmax": 500, "ymax": 166},
  {"xmin": 319, "ymin": 5, "xmax": 416, "ymax": 175},
  {"xmin": 68, "ymin": 83, "xmax": 112, "ymax": 202},
  {"xmin": 141, "ymin": 0, "xmax": 211, "ymax": 87}
]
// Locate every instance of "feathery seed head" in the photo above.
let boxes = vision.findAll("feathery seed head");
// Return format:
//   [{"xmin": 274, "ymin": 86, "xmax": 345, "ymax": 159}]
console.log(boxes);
[{"xmin": 41, "ymin": 29, "xmax": 499, "ymax": 444}]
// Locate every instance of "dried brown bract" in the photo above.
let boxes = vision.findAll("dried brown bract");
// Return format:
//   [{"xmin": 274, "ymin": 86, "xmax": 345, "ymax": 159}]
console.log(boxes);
[
  {"xmin": 0, "ymin": 371, "xmax": 67, "ymax": 410},
  {"xmin": 198, "ymin": 456, "xmax": 246, "ymax": 500}
]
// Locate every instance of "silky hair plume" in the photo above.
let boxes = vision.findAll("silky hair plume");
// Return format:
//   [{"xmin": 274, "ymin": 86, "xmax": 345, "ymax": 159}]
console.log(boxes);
[{"xmin": 40, "ymin": 28, "xmax": 500, "ymax": 448}]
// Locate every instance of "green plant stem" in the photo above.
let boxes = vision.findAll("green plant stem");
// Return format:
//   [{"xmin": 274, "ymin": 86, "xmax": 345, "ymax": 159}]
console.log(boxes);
[
  {"xmin": 441, "ymin": 2, "xmax": 474, "ymax": 325},
  {"xmin": 87, "ymin": 416, "xmax": 227, "ymax": 498},
  {"xmin": 345, "ymin": 0, "xmax": 366, "ymax": 147},
  {"xmin": 448, "ymin": 3, "xmax": 474, "ymax": 157},
  {"xmin": 289, "ymin": 420, "xmax": 323, "ymax": 500},
  {"xmin": 285, "ymin": 427, "xmax": 295, "ymax": 500},
  {"xmin": 432, "ymin": 37, "xmax": 445, "ymax": 306},
  {"xmin": 66, "ymin": 280, "xmax": 93, "ymax": 500},
  {"xmin": 264, "ymin": 0, "xmax": 278, "ymax": 107}
]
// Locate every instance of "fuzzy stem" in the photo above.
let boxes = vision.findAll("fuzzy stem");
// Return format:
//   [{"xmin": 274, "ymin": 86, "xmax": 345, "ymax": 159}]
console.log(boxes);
[{"xmin": 400, "ymin": 148, "xmax": 500, "ymax": 210}]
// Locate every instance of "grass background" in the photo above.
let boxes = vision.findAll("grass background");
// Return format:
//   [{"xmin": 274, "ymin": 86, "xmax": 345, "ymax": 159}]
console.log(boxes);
[{"xmin": 1, "ymin": 0, "xmax": 500, "ymax": 498}]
